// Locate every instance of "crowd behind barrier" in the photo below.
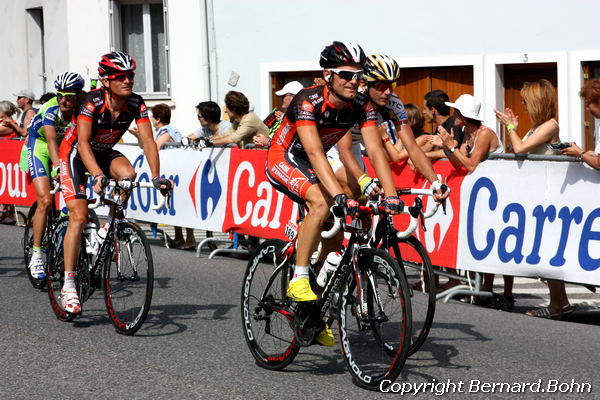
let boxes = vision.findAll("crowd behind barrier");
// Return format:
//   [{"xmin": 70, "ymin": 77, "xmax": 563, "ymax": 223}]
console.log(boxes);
[{"xmin": 2, "ymin": 137, "xmax": 599, "ymax": 287}]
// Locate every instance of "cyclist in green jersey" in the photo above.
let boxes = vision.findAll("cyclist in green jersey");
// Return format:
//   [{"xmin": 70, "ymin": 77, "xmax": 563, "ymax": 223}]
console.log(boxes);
[{"xmin": 23, "ymin": 72, "xmax": 85, "ymax": 279}]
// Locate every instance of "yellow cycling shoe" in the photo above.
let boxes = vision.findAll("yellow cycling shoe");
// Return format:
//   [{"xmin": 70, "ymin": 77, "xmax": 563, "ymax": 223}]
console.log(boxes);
[
  {"xmin": 315, "ymin": 323, "xmax": 334, "ymax": 347},
  {"xmin": 287, "ymin": 277, "xmax": 318, "ymax": 302}
]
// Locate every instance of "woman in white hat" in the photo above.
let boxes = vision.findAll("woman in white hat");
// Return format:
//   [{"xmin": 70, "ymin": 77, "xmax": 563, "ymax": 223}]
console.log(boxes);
[
  {"xmin": 428, "ymin": 94, "xmax": 503, "ymax": 172},
  {"xmin": 428, "ymin": 94, "xmax": 514, "ymax": 310}
]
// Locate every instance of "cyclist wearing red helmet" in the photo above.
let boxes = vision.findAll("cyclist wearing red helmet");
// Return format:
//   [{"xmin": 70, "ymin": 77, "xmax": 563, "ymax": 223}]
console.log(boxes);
[
  {"xmin": 58, "ymin": 51, "xmax": 171, "ymax": 314},
  {"xmin": 266, "ymin": 41, "xmax": 403, "ymax": 346}
]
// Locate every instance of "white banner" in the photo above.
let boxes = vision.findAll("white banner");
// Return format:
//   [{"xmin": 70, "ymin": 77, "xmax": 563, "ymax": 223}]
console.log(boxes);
[
  {"xmin": 96, "ymin": 144, "xmax": 230, "ymax": 232},
  {"xmin": 458, "ymin": 159, "xmax": 600, "ymax": 286}
]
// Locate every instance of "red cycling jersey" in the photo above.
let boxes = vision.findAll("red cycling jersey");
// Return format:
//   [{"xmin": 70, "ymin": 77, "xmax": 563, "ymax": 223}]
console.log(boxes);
[
  {"xmin": 266, "ymin": 85, "xmax": 377, "ymax": 203},
  {"xmin": 63, "ymin": 88, "xmax": 149, "ymax": 151}
]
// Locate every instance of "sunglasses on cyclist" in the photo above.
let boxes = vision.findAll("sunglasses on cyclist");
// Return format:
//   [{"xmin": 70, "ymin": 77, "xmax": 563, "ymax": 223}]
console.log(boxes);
[
  {"xmin": 370, "ymin": 81, "xmax": 397, "ymax": 91},
  {"xmin": 57, "ymin": 91, "xmax": 78, "ymax": 101},
  {"xmin": 329, "ymin": 68, "xmax": 363, "ymax": 82},
  {"xmin": 107, "ymin": 72, "xmax": 135, "ymax": 81}
]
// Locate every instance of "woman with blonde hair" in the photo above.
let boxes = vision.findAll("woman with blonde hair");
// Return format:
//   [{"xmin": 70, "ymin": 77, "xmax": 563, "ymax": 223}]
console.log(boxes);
[
  {"xmin": 494, "ymin": 79, "xmax": 560, "ymax": 154},
  {"xmin": 495, "ymin": 79, "xmax": 570, "ymax": 319}
]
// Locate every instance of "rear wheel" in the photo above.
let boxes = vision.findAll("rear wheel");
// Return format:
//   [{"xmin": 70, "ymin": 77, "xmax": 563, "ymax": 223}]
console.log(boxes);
[
  {"xmin": 103, "ymin": 221, "xmax": 153, "ymax": 335},
  {"xmin": 46, "ymin": 217, "xmax": 77, "ymax": 322},
  {"xmin": 391, "ymin": 236, "xmax": 436, "ymax": 356},
  {"xmin": 338, "ymin": 248, "xmax": 411, "ymax": 390},
  {"xmin": 241, "ymin": 239, "xmax": 299, "ymax": 370}
]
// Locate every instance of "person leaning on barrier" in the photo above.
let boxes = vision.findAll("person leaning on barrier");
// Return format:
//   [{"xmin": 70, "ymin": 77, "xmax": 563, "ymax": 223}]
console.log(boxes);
[
  {"xmin": 255, "ymin": 81, "xmax": 304, "ymax": 148},
  {"xmin": 13, "ymin": 89, "xmax": 37, "ymax": 138},
  {"xmin": 430, "ymin": 94, "xmax": 515, "ymax": 309},
  {"xmin": 185, "ymin": 101, "xmax": 232, "ymax": 144},
  {"xmin": 496, "ymin": 79, "xmax": 571, "ymax": 318},
  {"xmin": 494, "ymin": 79, "xmax": 560, "ymax": 154},
  {"xmin": 208, "ymin": 91, "xmax": 269, "ymax": 148},
  {"xmin": 0, "ymin": 100, "xmax": 20, "ymax": 225},
  {"xmin": 562, "ymin": 78, "xmax": 600, "ymax": 170}
]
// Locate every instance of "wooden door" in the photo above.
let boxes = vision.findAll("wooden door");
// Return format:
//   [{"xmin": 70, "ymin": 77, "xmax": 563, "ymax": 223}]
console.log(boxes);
[
  {"xmin": 582, "ymin": 62, "xmax": 600, "ymax": 151},
  {"xmin": 270, "ymin": 71, "xmax": 322, "ymax": 113},
  {"xmin": 395, "ymin": 66, "xmax": 474, "ymax": 133},
  {"xmin": 502, "ymin": 63, "xmax": 558, "ymax": 151}
]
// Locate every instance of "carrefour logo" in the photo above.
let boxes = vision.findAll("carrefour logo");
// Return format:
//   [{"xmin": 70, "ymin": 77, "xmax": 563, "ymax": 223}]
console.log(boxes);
[{"xmin": 189, "ymin": 159, "xmax": 221, "ymax": 220}]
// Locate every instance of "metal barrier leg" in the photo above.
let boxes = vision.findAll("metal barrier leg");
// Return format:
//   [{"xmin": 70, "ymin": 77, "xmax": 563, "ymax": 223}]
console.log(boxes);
[
  {"xmin": 435, "ymin": 270, "xmax": 495, "ymax": 303},
  {"xmin": 195, "ymin": 238, "xmax": 233, "ymax": 258}
]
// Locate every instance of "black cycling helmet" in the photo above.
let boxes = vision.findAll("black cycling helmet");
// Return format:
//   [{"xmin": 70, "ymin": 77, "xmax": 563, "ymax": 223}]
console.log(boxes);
[
  {"xmin": 98, "ymin": 51, "xmax": 136, "ymax": 78},
  {"xmin": 319, "ymin": 41, "xmax": 366, "ymax": 69}
]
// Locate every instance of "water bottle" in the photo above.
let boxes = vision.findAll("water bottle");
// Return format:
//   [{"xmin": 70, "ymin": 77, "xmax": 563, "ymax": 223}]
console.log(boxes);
[
  {"xmin": 317, "ymin": 252, "xmax": 342, "ymax": 287},
  {"xmin": 93, "ymin": 222, "xmax": 110, "ymax": 253},
  {"xmin": 83, "ymin": 222, "xmax": 97, "ymax": 255}
]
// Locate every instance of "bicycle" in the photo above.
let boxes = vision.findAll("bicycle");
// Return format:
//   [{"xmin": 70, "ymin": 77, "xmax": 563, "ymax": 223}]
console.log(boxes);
[
  {"xmin": 370, "ymin": 187, "xmax": 445, "ymax": 356},
  {"xmin": 22, "ymin": 182, "xmax": 99, "ymax": 289},
  {"xmin": 241, "ymin": 204, "xmax": 412, "ymax": 390},
  {"xmin": 46, "ymin": 178, "xmax": 168, "ymax": 335}
]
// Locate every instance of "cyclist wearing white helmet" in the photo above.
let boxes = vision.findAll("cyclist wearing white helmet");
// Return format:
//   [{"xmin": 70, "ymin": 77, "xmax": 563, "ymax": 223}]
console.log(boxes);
[
  {"xmin": 333, "ymin": 54, "xmax": 447, "ymax": 200},
  {"xmin": 23, "ymin": 72, "xmax": 85, "ymax": 280}
]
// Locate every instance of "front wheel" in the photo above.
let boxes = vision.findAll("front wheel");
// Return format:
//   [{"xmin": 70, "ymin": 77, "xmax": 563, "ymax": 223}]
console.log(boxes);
[
  {"xmin": 338, "ymin": 248, "xmax": 412, "ymax": 390},
  {"xmin": 241, "ymin": 239, "xmax": 299, "ymax": 370},
  {"xmin": 103, "ymin": 221, "xmax": 153, "ymax": 335}
]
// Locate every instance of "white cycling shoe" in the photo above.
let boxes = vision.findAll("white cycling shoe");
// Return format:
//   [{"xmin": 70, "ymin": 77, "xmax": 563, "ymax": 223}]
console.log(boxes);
[
  {"xmin": 28, "ymin": 255, "xmax": 46, "ymax": 280},
  {"xmin": 61, "ymin": 287, "xmax": 81, "ymax": 314}
]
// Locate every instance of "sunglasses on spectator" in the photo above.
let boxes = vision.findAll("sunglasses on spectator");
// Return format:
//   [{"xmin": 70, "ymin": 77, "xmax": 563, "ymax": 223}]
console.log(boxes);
[
  {"xmin": 371, "ymin": 81, "xmax": 397, "ymax": 91},
  {"xmin": 108, "ymin": 72, "xmax": 135, "ymax": 81},
  {"xmin": 329, "ymin": 68, "xmax": 363, "ymax": 82},
  {"xmin": 57, "ymin": 91, "xmax": 77, "ymax": 101}
]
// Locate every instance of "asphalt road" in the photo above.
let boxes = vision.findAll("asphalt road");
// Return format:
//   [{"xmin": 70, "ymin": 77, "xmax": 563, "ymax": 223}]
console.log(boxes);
[{"xmin": 1, "ymin": 223, "xmax": 599, "ymax": 400}]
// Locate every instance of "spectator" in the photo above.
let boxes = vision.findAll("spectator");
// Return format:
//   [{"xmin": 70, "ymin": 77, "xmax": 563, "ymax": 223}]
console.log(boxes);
[
  {"xmin": 405, "ymin": 103, "xmax": 428, "ymax": 138},
  {"xmin": 13, "ymin": 89, "xmax": 37, "ymax": 137},
  {"xmin": 563, "ymin": 78, "xmax": 600, "ymax": 170},
  {"xmin": 188, "ymin": 101, "xmax": 232, "ymax": 142},
  {"xmin": 542, "ymin": 79, "xmax": 600, "ymax": 319},
  {"xmin": 150, "ymin": 103, "xmax": 182, "ymax": 149},
  {"xmin": 494, "ymin": 79, "xmax": 564, "ymax": 317},
  {"xmin": 430, "ymin": 94, "xmax": 514, "ymax": 309},
  {"xmin": 418, "ymin": 90, "xmax": 464, "ymax": 160},
  {"xmin": 148, "ymin": 104, "xmax": 195, "ymax": 250},
  {"xmin": 210, "ymin": 91, "xmax": 269, "ymax": 148},
  {"xmin": 494, "ymin": 79, "xmax": 560, "ymax": 154},
  {"xmin": 39, "ymin": 92, "xmax": 57, "ymax": 105},
  {"xmin": 255, "ymin": 81, "xmax": 304, "ymax": 147},
  {"xmin": 0, "ymin": 100, "xmax": 20, "ymax": 224}
]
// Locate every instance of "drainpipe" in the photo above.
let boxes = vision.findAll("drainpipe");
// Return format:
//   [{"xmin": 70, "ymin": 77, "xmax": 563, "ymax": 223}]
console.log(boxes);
[{"xmin": 200, "ymin": 0, "xmax": 216, "ymax": 100}]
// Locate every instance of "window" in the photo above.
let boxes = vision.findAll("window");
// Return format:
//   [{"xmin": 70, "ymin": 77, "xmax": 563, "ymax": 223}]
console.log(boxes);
[
  {"xmin": 110, "ymin": 0, "xmax": 169, "ymax": 96},
  {"xmin": 26, "ymin": 8, "xmax": 45, "ymax": 97}
]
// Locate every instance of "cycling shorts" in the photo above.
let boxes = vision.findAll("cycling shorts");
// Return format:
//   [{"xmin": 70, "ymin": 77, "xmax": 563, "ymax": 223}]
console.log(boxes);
[
  {"xmin": 59, "ymin": 140, "xmax": 125, "ymax": 203},
  {"xmin": 266, "ymin": 147, "xmax": 318, "ymax": 204},
  {"xmin": 20, "ymin": 135, "xmax": 52, "ymax": 179}
]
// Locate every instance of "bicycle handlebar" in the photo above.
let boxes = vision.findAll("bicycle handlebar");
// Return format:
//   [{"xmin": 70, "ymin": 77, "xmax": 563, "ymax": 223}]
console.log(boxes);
[
  {"xmin": 88, "ymin": 180, "xmax": 169, "ymax": 210},
  {"xmin": 320, "ymin": 187, "xmax": 443, "ymax": 239},
  {"xmin": 49, "ymin": 183, "xmax": 61, "ymax": 195}
]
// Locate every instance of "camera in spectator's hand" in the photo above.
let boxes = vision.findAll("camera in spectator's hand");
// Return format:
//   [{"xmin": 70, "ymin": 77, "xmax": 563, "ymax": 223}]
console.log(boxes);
[{"xmin": 548, "ymin": 142, "xmax": 571, "ymax": 150}]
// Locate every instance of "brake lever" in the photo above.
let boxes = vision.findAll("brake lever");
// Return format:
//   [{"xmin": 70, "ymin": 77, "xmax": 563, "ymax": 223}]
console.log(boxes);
[{"xmin": 440, "ymin": 183, "xmax": 448, "ymax": 215}]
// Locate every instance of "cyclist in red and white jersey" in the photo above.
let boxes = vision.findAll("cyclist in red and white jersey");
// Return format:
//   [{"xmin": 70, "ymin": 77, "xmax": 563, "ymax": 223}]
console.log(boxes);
[
  {"xmin": 267, "ymin": 41, "xmax": 404, "ymax": 346},
  {"xmin": 58, "ymin": 51, "xmax": 171, "ymax": 314}
]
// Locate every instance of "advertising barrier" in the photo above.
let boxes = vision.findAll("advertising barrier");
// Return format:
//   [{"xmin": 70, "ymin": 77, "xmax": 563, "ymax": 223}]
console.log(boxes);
[{"xmin": 1, "ymin": 138, "xmax": 598, "ymax": 286}]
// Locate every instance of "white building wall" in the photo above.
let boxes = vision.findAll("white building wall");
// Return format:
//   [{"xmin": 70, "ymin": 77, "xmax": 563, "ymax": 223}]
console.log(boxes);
[{"xmin": 1, "ymin": 0, "xmax": 599, "ymax": 144}]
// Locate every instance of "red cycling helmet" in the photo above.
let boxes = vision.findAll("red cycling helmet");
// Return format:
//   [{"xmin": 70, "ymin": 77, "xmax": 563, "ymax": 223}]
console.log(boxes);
[
  {"xmin": 319, "ymin": 41, "xmax": 366, "ymax": 69},
  {"xmin": 98, "ymin": 51, "xmax": 136, "ymax": 78}
]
